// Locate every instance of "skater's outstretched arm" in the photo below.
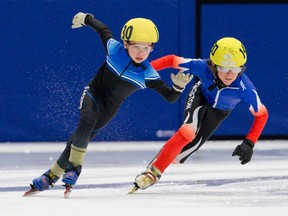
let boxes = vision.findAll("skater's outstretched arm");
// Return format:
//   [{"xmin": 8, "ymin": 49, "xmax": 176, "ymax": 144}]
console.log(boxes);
[{"xmin": 72, "ymin": 12, "xmax": 113, "ymax": 53}]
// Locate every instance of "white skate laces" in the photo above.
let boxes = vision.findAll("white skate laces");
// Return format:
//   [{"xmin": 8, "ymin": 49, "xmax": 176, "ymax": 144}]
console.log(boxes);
[{"xmin": 135, "ymin": 166, "xmax": 162, "ymax": 189}]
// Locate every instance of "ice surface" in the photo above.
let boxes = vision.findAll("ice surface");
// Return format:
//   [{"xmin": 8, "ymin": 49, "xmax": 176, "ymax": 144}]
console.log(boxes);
[{"xmin": 1, "ymin": 140, "xmax": 288, "ymax": 216}]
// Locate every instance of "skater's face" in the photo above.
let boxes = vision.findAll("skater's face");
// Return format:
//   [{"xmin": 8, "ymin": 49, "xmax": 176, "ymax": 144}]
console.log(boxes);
[
  {"xmin": 217, "ymin": 67, "xmax": 240, "ymax": 86},
  {"xmin": 125, "ymin": 41, "xmax": 153, "ymax": 63}
]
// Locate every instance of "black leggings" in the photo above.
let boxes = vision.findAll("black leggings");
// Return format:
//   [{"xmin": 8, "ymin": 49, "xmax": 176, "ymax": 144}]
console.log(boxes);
[{"xmin": 56, "ymin": 87, "xmax": 118, "ymax": 169}]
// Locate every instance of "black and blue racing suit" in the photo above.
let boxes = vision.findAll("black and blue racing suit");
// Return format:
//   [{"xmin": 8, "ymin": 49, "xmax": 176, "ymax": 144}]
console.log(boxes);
[{"xmin": 56, "ymin": 16, "xmax": 181, "ymax": 169}]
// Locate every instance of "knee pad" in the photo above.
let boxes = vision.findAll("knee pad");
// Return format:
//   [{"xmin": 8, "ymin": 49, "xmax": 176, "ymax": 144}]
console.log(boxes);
[{"xmin": 178, "ymin": 124, "xmax": 196, "ymax": 142}]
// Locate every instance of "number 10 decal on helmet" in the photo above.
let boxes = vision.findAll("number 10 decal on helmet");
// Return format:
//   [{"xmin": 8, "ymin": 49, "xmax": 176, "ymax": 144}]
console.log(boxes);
[
  {"xmin": 210, "ymin": 37, "xmax": 247, "ymax": 68},
  {"xmin": 121, "ymin": 18, "xmax": 159, "ymax": 43}
]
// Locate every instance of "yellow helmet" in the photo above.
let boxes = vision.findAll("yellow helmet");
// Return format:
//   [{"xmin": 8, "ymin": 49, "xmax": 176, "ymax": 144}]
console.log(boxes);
[
  {"xmin": 121, "ymin": 18, "xmax": 159, "ymax": 43},
  {"xmin": 210, "ymin": 37, "xmax": 247, "ymax": 67}
]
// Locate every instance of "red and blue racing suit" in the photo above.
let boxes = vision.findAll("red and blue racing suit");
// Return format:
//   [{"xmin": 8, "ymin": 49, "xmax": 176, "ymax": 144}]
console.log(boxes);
[{"xmin": 151, "ymin": 55, "xmax": 268, "ymax": 163}]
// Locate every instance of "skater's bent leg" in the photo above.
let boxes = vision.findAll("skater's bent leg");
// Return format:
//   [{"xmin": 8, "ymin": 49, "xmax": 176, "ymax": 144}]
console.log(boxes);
[
  {"xmin": 49, "ymin": 121, "xmax": 96, "ymax": 182},
  {"xmin": 54, "ymin": 136, "xmax": 73, "ymax": 171},
  {"xmin": 62, "ymin": 110, "xmax": 98, "ymax": 186},
  {"xmin": 68, "ymin": 119, "xmax": 95, "ymax": 166},
  {"xmin": 134, "ymin": 124, "xmax": 196, "ymax": 190},
  {"xmin": 153, "ymin": 124, "xmax": 196, "ymax": 173},
  {"xmin": 175, "ymin": 108, "xmax": 231, "ymax": 164}
]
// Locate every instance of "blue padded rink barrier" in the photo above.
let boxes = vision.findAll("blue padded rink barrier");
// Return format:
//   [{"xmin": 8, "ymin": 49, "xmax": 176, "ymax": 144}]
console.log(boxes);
[{"xmin": 1, "ymin": 140, "xmax": 288, "ymax": 216}]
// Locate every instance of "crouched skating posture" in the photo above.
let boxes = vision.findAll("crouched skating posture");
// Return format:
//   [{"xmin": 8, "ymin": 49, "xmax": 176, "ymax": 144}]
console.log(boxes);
[
  {"xmin": 24, "ymin": 12, "xmax": 192, "ymax": 196},
  {"xmin": 132, "ymin": 37, "xmax": 268, "ymax": 191}
]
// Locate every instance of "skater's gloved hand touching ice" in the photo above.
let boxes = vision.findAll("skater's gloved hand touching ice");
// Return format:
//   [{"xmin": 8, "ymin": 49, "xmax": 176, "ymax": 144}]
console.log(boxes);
[
  {"xmin": 232, "ymin": 139, "xmax": 254, "ymax": 165},
  {"xmin": 171, "ymin": 69, "xmax": 193, "ymax": 92},
  {"xmin": 72, "ymin": 12, "xmax": 94, "ymax": 28}
]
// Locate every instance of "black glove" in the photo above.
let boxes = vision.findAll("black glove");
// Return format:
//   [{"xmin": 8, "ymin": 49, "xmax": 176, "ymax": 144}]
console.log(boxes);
[{"xmin": 232, "ymin": 139, "xmax": 254, "ymax": 165}]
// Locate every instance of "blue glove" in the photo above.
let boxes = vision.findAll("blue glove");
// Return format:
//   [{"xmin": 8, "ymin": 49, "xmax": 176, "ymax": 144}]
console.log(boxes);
[{"xmin": 232, "ymin": 139, "xmax": 254, "ymax": 165}]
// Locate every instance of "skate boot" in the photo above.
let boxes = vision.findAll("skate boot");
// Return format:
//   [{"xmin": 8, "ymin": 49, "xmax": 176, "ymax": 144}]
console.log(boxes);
[
  {"xmin": 62, "ymin": 163, "xmax": 82, "ymax": 186},
  {"xmin": 62, "ymin": 163, "xmax": 82, "ymax": 198},
  {"xmin": 23, "ymin": 169, "xmax": 60, "ymax": 196},
  {"xmin": 134, "ymin": 166, "xmax": 162, "ymax": 190},
  {"xmin": 32, "ymin": 170, "xmax": 59, "ymax": 191}
]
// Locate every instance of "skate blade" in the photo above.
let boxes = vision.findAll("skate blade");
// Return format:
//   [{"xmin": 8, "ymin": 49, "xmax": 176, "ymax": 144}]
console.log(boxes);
[
  {"xmin": 23, "ymin": 185, "xmax": 39, "ymax": 197},
  {"xmin": 128, "ymin": 185, "xmax": 139, "ymax": 194},
  {"xmin": 63, "ymin": 184, "xmax": 72, "ymax": 198}
]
